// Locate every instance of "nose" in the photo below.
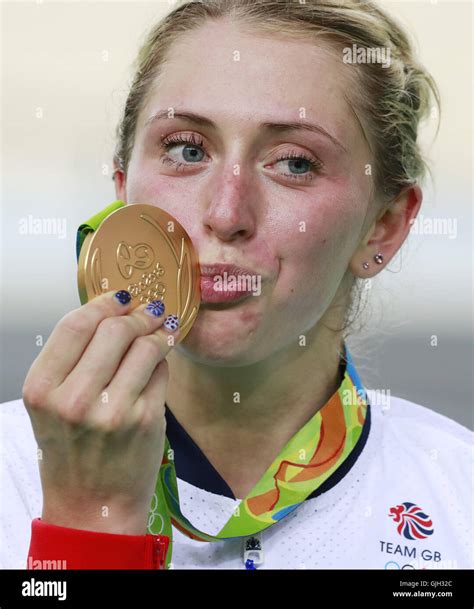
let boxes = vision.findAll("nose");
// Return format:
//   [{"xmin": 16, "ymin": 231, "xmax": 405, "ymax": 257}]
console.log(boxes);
[{"xmin": 201, "ymin": 165, "xmax": 257, "ymax": 243}]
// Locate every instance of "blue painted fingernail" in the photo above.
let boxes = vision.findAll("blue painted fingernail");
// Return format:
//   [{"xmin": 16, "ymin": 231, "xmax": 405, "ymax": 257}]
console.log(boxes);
[
  {"xmin": 144, "ymin": 300, "xmax": 165, "ymax": 317},
  {"xmin": 115, "ymin": 290, "xmax": 131, "ymax": 305},
  {"xmin": 163, "ymin": 314, "xmax": 179, "ymax": 332}
]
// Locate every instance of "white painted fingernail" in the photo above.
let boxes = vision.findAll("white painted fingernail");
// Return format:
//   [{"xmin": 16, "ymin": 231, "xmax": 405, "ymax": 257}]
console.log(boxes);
[{"xmin": 163, "ymin": 314, "xmax": 179, "ymax": 332}]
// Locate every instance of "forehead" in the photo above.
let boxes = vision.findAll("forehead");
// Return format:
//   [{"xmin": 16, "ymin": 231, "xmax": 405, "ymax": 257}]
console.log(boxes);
[{"xmin": 139, "ymin": 19, "xmax": 361, "ymax": 144}]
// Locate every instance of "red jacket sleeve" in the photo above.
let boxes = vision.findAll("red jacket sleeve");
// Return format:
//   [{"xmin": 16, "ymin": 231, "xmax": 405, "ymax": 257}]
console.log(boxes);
[{"xmin": 27, "ymin": 518, "xmax": 170, "ymax": 570}]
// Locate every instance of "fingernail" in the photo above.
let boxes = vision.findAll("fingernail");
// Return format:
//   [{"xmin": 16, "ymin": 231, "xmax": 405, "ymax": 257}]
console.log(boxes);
[
  {"xmin": 144, "ymin": 300, "xmax": 165, "ymax": 317},
  {"xmin": 114, "ymin": 290, "xmax": 131, "ymax": 305},
  {"xmin": 163, "ymin": 314, "xmax": 179, "ymax": 332}
]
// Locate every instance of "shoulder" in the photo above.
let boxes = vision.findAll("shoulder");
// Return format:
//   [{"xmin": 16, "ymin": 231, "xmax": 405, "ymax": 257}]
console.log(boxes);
[
  {"xmin": 370, "ymin": 392, "xmax": 472, "ymax": 453},
  {"xmin": 368, "ymin": 392, "xmax": 472, "ymax": 489}
]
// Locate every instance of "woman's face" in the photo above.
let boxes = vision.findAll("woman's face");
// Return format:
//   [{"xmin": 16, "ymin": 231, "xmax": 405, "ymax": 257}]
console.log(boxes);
[{"xmin": 120, "ymin": 20, "xmax": 374, "ymax": 366}]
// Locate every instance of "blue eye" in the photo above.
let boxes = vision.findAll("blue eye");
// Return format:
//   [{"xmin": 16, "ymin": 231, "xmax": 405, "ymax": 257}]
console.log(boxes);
[
  {"xmin": 273, "ymin": 152, "xmax": 323, "ymax": 181},
  {"xmin": 160, "ymin": 133, "xmax": 205, "ymax": 167},
  {"xmin": 159, "ymin": 134, "xmax": 323, "ymax": 182},
  {"xmin": 288, "ymin": 159, "xmax": 310, "ymax": 174},
  {"xmin": 181, "ymin": 145, "xmax": 204, "ymax": 162}
]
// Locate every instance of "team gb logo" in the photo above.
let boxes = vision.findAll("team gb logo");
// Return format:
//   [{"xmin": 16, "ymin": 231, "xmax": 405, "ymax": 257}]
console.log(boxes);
[{"xmin": 389, "ymin": 502, "xmax": 434, "ymax": 540}]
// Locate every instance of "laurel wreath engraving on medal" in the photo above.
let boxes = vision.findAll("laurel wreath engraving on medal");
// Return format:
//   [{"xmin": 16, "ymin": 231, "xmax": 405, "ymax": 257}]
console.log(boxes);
[
  {"xmin": 90, "ymin": 246, "xmax": 103, "ymax": 297},
  {"xmin": 141, "ymin": 214, "xmax": 198, "ymax": 332}
]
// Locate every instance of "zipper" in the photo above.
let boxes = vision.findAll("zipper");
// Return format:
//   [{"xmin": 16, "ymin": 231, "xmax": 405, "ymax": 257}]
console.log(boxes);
[{"xmin": 152, "ymin": 536, "xmax": 169, "ymax": 570}]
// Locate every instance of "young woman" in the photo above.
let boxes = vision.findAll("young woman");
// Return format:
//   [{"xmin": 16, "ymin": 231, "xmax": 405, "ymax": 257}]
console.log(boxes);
[{"xmin": 1, "ymin": 0, "xmax": 471, "ymax": 571}]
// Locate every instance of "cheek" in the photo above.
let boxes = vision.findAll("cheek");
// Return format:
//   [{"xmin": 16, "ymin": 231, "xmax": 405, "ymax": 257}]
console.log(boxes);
[
  {"xmin": 125, "ymin": 162, "xmax": 198, "ymax": 229},
  {"xmin": 273, "ymin": 192, "xmax": 363, "ymax": 311}
]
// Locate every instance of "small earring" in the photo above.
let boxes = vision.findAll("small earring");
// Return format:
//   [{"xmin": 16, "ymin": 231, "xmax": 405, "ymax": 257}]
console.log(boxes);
[
  {"xmin": 362, "ymin": 262, "xmax": 369, "ymax": 269},
  {"xmin": 374, "ymin": 253, "xmax": 384, "ymax": 264}
]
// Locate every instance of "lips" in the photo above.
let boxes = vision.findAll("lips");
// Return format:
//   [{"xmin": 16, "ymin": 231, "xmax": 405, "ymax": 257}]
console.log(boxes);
[{"xmin": 199, "ymin": 263, "xmax": 261, "ymax": 304}]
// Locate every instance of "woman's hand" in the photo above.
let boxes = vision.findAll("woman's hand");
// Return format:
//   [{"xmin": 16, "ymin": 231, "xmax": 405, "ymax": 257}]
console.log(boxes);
[{"xmin": 22, "ymin": 290, "xmax": 179, "ymax": 535}]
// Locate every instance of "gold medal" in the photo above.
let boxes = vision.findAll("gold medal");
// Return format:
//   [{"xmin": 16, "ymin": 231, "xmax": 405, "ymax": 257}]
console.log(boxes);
[{"xmin": 77, "ymin": 204, "xmax": 200, "ymax": 340}]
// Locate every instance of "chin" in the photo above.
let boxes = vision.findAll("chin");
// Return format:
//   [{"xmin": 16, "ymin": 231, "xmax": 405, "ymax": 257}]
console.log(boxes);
[{"xmin": 177, "ymin": 308, "xmax": 265, "ymax": 367}]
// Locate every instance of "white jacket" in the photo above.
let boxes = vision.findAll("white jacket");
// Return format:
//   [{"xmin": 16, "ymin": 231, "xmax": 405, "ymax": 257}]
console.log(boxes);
[{"xmin": 0, "ymin": 393, "xmax": 472, "ymax": 570}]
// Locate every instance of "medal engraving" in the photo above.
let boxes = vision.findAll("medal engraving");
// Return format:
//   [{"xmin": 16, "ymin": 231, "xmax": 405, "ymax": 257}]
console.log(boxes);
[{"xmin": 78, "ymin": 204, "xmax": 200, "ymax": 341}]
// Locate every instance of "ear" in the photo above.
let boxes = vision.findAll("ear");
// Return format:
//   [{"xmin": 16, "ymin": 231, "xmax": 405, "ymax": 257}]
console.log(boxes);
[
  {"xmin": 113, "ymin": 162, "xmax": 127, "ymax": 202},
  {"xmin": 349, "ymin": 184, "xmax": 423, "ymax": 277}
]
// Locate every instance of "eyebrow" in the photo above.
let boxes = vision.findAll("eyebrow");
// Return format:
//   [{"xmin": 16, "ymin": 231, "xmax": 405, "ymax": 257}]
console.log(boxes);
[{"xmin": 144, "ymin": 109, "xmax": 347, "ymax": 153}]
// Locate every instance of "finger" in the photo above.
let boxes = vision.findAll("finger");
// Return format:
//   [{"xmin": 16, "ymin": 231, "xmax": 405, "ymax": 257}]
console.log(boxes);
[
  {"xmin": 135, "ymin": 359, "xmax": 170, "ymax": 431},
  {"xmin": 89, "ymin": 359, "xmax": 170, "ymax": 432},
  {"xmin": 58, "ymin": 302, "xmax": 170, "ymax": 409},
  {"xmin": 89, "ymin": 322, "xmax": 180, "ymax": 424},
  {"xmin": 24, "ymin": 290, "xmax": 135, "ymax": 392}
]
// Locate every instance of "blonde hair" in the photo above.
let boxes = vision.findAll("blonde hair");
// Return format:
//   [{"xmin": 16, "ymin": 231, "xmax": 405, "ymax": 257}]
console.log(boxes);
[{"xmin": 114, "ymin": 0, "xmax": 440, "ymax": 203}]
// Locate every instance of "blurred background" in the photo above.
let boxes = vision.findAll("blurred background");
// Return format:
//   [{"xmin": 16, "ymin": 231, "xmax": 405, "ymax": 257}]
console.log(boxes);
[{"xmin": 1, "ymin": 1, "xmax": 472, "ymax": 428}]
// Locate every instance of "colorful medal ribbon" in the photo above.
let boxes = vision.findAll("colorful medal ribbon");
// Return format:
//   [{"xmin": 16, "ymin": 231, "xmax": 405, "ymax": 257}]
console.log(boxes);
[
  {"xmin": 76, "ymin": 202, "xmax": 370, "ymax": 570},
  {"xmin": 75, "ymin": 200, "xmax": 126, "ymax": 260},
  {"xmin": 152, "ymin": 347, "xmax": 368, "ymax": 568}
]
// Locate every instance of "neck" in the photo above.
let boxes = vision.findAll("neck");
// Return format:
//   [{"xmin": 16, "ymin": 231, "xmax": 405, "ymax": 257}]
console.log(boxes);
[{"xmin": 165, "ymin": 323, "xmax": 346, "ymax": 499}]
